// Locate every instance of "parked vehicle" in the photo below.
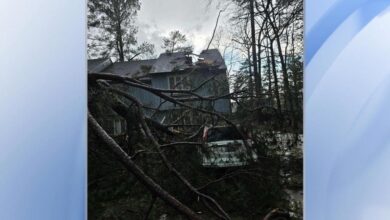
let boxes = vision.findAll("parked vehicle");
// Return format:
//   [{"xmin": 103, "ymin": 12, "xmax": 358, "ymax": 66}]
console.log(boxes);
[{"xmin": 200, "ymin": 126, "xmax": 257, "ymax": 167}]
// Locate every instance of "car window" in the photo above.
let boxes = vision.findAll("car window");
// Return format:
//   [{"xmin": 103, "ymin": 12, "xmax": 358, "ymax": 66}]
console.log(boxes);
[{"xmin": 207, "ymin": 127, "xmax": 242, "ymax": 142}]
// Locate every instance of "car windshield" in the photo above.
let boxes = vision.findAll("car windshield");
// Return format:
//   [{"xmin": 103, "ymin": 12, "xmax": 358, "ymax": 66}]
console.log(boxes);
[{"xmin": 207, "ymin": 127, "xmax": 243, "ymax": 142}]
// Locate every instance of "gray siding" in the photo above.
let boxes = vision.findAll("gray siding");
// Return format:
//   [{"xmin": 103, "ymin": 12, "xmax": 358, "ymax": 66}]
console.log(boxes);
[
  {"xmin": 149, "ymin": 69, "xmax": 231, "ymax": 113},
  {"xmin": 124, "ymin": 68, "xmax": 231, "ymax": 122}
]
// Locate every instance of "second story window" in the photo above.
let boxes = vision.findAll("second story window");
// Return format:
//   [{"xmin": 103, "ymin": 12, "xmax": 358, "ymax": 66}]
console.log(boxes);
[{"xmin": 168, "ymin": 75, "xmax": 190, "ymax": 90}]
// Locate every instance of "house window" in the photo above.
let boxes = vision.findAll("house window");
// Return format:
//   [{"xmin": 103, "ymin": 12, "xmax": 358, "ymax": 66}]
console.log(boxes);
[
  {"xmin": 113, "ymin": 119, "xmax": 122, "ymax": 135},
  {"xmin": 168, "ymin": 75, "xmax": 190, "ymax": 90},
  {"xmin": 110, "ymin": 118, "xmax": 126, "ymax": 136}
]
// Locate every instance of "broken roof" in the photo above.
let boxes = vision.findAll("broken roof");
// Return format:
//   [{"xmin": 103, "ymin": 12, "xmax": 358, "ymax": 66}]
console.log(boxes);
[
  {"xmin": 149, "ymin": 51, "xmax": 193, "ymax": 74},
  {"xmin": 88, "ymin": 49, "xmax": 226, "ymax": 78},
  {"xmin": 149, "ymin": 49, "xmax": 226, "ymax": 74},
  {"xmin": 104, "ymin": 59, "xmax": 156, "ymax": 78},
  {"xmin": 197, "ymin": 49, "xmax": 226, "ymax": 70}
]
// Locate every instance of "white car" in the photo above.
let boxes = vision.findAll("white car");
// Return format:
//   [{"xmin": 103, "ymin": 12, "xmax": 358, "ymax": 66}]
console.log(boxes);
[{"xmin": 200, "ymin": 126, "xmax": 257, "ymax": 167}]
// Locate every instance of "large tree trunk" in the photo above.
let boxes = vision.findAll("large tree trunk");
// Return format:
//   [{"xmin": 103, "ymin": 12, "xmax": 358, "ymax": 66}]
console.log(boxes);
[
  {"xmin": 269, "ymin": 39, "xmax": 282, "ymax": 113},
  {"xmin": 247, "ymin": 47, "xmax": 254, "ymax": 99},
  {"xmin": 249, "ymin": 0, "xmax": 261, "ymax": 97},
  {"xmin": 257, "ymin": 24, "xmax": 263, "ymax": 101},
  {"xmin": 265, "ymin": 46, "xmax": 273, "ymax": 105},
  {"xmin": 274, "ymin": 32, "xmax": 294, "ymax": 112},
  {"xmin": 117, "ymin": 26, "xmax": 125, "ymax": 62}
]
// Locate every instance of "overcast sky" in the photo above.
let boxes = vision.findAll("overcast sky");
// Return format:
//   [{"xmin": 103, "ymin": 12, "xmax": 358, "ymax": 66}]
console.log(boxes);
[{"xmin": 135, "ymin": 0, "xmax": 229, "ymax": 55}]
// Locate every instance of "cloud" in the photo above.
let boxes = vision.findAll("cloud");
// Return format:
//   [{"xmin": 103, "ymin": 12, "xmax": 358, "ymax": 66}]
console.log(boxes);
[{"xmin": 135, "ymin": 0, "xmax": 224, "ymax": 54}]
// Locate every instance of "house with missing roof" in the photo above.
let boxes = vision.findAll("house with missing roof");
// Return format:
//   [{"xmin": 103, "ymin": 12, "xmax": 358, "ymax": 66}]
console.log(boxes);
[{"xmin": 89, "ymin": 49, "xmax": 231, "ymax": 136}]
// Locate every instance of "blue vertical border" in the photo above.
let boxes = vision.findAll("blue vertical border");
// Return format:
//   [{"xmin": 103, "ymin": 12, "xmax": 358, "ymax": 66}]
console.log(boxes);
[
  {"xmin": 305, "ymin": 0, "xmax": 390, "ymax": 219},
  {"xmin": 0, "ymin": 0, "xmax": 86, "ymax": 219}
]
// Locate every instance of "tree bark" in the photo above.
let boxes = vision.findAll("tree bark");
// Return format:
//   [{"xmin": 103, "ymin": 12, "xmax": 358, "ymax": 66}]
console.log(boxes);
[
  {"xmin": 274, "ymin": 32, "xmax": 294, "ymax": 112},
  {"xmin": 265, "ymin": 45, "xmax": 273, "ymax": 104},
  {"xmin": 269, "ymin": 39, "xmax": 282, "ymax": 113},
  {"xmin": 257, "ymin": 23, "xmax": 263, "ymax": 102},
  {"xmin": 249, "ymin": 0, "xmax": 261, "ymax": 97},
  {"xmin": 247, "ymin": 47, "xmax": 254, "ymax": 98}
]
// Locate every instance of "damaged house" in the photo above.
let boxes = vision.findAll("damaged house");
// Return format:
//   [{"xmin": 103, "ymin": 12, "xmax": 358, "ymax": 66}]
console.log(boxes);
[{"xmin": 89, "ymin": 49, "xmax": 231, "ymax": 136}]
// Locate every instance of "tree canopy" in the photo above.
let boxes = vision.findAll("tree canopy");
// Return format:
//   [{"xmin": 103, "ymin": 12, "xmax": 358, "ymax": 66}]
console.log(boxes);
[
  {"xmin": 162, "ymin": 30, "xmax": 193, "ymax": 53},
  {"xmin": 88, "ymin": 0, "xmax": 155, "ymax": 61}
]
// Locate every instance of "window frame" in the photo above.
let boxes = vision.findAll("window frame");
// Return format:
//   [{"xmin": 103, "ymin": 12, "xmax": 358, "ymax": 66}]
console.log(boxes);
[{"xmin": 168, "ymin": 74, "xmax": 190, "ymax": 91}]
